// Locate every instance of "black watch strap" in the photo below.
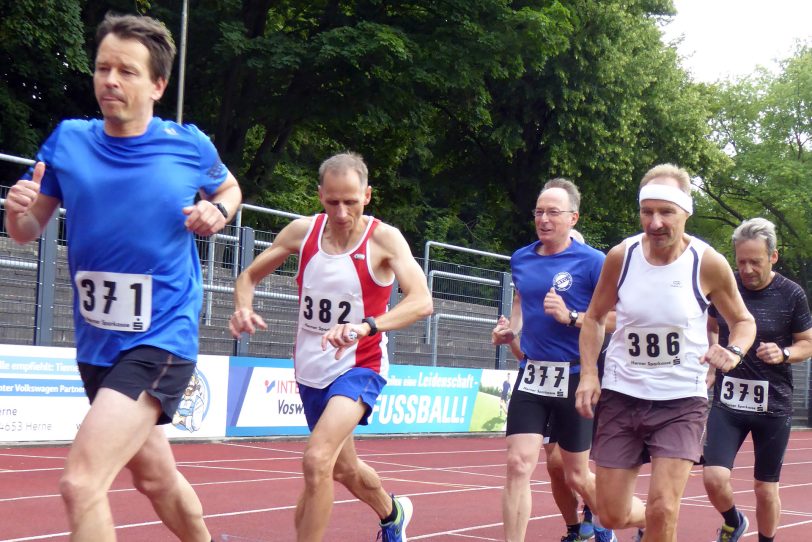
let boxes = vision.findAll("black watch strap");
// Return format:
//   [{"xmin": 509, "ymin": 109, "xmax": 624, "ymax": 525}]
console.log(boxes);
[
  {"xmin": 363, "ymin": 316, "xmax": 378, "ymax": 336},
  {"xmin": 725, "ymin": 345, "xmax": 744, "ymax": 365},
  {"xmin": 214, "ymin": 202, "xmax": 229, "ymax": 219}
]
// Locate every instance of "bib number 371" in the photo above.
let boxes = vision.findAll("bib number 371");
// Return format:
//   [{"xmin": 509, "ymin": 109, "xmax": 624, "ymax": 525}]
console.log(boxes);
[{"xmin": 74, "ymin": 271, "xmax": 152, "ymax": 332}]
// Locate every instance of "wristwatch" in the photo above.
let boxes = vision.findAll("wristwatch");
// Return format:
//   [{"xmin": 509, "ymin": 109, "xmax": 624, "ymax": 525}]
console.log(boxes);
[
  {"xmin": 362, "ymin": 316, "xmax": 378, "ymax": 336},
  {"xmin": 214, "ymin": 201, "xmax": 229, "ymax": 219},
  {"xmin": 567, "ymin": 309, "xmax": 578, "ymax": 327},
  {"xmin": 782, "ymin": 346, "xmax": 791, "ymax": 363},
  {"xmin": 725, "ymin": 345, "xmax": 744, "ymax": 366}
]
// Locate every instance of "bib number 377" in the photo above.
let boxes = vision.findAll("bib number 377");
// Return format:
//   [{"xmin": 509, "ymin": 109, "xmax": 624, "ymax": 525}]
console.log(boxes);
[
  {"xmin": 518, "ymin": 360, "xmax": 569, "ymax": 398},
  {"xmin": 74, "ymin": 271, "xmax": 152, "ymax": 332}
]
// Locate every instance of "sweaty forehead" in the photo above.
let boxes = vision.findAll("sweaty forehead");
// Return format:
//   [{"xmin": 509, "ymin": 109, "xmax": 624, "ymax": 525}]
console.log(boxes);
[
  {"xmin": 96, "ymin": 34, "xmax": 150, "ymax": 62},
  {"xmin": 537, "ymin": 187, "xmax": 570, "ymax": 208}
]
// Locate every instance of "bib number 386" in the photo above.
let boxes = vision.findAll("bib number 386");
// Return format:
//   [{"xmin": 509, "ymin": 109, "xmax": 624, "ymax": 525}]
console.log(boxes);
[
  {"xmin": 624, "ymin": 326, "xmax": 682, "ymax": 368},
  {"xmin": 74, "ymin": 271, "xmax": 152, "ymax": 332}
]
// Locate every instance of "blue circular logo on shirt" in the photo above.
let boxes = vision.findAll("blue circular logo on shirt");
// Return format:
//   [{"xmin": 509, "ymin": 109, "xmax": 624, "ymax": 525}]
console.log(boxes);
[{"xmin": 553, "ymin": 272, "xmax": 573, "ymax": 291}]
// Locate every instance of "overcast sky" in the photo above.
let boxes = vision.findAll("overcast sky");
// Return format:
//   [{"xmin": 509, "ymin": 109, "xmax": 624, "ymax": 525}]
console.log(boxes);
[{"xmin": 659, "ymin": 0, "xmax": 812, "ymax": 82}]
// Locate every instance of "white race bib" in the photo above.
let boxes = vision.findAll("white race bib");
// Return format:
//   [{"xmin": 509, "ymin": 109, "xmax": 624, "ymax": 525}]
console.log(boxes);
[
  {"xmin": 624, "ymin": 326, "xmax": 684, "ymax": 368},
  {"xmin": 74, "ymin": 271, "xmax": 152, "ymax": 332},
  {"xmin": 299, "ymin": 289, "xmax": 359, "ymax": 334},
  {"xmin": 720, "ymin": 376, "xmax": 769, "ymax": 412},
  {"xmin": 518, "ymin": 360, "xmax": 570, "ymax": 398}
]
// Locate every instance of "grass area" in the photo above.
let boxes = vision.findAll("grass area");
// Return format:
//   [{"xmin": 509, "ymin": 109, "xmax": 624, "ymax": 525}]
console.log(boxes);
[{"xmin": 469, "ymin": 391, "xmax": 508, "ymax": 432}]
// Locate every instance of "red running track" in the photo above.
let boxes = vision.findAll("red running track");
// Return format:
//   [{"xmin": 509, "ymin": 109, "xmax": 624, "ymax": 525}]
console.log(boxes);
[{"xmin": 2, "ymin": 431, "xmax": 812, "ymax": 541}]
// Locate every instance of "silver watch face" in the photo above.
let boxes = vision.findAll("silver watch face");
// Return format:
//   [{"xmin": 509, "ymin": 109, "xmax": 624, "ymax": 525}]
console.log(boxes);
[{"xmin": 783, "ymin": 347, "xmax": 791, "ymax": 359}]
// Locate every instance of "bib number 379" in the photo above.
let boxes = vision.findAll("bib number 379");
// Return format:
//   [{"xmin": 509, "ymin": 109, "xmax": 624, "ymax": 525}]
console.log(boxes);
[
  {"xmin": 720, "ymin": 376, "xmax": 768, "ymax": 412},
  {"xmin": 74, "ymin": 271, "xmax": 152, "ymax": 332}
]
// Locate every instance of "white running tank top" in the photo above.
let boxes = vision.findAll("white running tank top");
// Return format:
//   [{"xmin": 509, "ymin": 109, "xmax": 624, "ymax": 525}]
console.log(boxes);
[
  {"xmin": 294, "ymin": 214, "xmax": 393, "ymax": 388},
  {"xmin": 603, "ymin": 233, "xmax": 711, "ymax": 399}
]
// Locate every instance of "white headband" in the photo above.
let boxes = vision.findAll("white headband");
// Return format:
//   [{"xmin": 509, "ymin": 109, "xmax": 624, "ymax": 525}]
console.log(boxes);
[{"xmin": 639, "ymin": 183, "xmax": 693, "ymax": 215}]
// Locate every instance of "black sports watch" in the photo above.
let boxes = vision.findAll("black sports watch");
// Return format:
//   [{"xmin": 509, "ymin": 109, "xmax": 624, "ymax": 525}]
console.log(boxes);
[
  {"xmin": 782, "ymin": 347, "xmax": 791, "ymax": 363},
  {"xmin": 214, "ymin": 201, "xmax": 229, "ymax": 219},
  {"xmin": 725, "ymin": 345, "xmax": 744, "ymax": 366},
  {"xmin": 567, "ymin": 309, "xmax": 579, "ymax": 327},
  {"xmin": 362, "ymin": 316, "xmax": 378, "ymax": 336}
]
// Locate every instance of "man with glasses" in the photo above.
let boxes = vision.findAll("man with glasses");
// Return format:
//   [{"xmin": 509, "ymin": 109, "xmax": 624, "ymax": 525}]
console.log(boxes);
[{"xmin": 492, "ymin": 178, "xmax": 616, "ymax": 541}]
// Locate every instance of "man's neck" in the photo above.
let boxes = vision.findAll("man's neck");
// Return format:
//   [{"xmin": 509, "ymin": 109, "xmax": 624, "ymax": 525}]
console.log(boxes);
[
  {"xmin": 322, "ymin": 217, "xmax": 368, "ymax": 254},
  {"xmin": 644, "ymin": 234, "xmax": 689, "ymax": 266},
  {"xmin": 537, "ymin": 237, "xmax": 571, "ymax": 256},
  {"xmin": 103, "ymin": 116, "xmax": 153, "ymax": 138}
]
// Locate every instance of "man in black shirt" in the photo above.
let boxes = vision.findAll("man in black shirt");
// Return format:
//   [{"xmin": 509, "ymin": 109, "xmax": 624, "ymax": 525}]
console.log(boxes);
[{"xmin": 703, "ymin": 218, "xmax": 812, "ymax": 542}]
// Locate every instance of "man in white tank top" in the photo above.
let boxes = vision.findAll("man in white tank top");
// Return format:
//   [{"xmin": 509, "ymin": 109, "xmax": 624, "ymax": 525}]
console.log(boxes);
[
  {"xmin": 229, "ymin": 153, "xmax": 433, "ymax": 542},
  {"xmin": 574, "ymin": 163, "xmax": 756, "ymax": 542}
]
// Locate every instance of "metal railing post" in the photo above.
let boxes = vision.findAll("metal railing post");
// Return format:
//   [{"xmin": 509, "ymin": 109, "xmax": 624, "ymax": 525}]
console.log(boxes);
[
  {"xmin": 387, "ymin": 278, "xmax": 399, "ymax": 362},
  {"xmin": 496, "ymin": 271, "xmax": 513, "ymax": 369},
  {"xmin": 234, "ymin": 226, "xmax": 255, "ymax": 357},
  {"xmin": 34, "ymin": 213, "xmax": 59, "ymax": 346}
]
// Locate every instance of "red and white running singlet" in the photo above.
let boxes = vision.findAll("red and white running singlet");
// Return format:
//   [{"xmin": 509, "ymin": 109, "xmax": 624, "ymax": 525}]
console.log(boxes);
[{"xmin": 294, "ymin": 214, "xmax": 393, "ymax": 388}]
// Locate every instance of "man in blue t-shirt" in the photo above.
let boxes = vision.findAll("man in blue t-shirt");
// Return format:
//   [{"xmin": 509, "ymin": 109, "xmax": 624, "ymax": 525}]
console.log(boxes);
[
  {"xmin": 703, "ymin": 218, "xmax": 812, "ymax": 542},
  {"xmin": 492, "ymin": 178, "xmax": 616, "ymax": 542},
  {"xmin": 4, "ymin": 13, "xmax": 241, "ymax": 542}
]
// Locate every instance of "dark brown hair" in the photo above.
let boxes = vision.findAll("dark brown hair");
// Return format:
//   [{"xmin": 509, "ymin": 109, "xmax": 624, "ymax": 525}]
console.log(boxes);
[{"xmin": 96, "ymin": 13, "xmax": 176, "ymax": 82}]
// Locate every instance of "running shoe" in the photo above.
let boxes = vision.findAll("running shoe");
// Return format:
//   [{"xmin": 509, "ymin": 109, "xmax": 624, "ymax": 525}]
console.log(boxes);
[
  {"xmin": 579, "ymin": 504, "xmax": 595, "ymax": 539},
  {"xmin": 593, "ymin": 526, "xmax": 617, "ymax": 542},
  {"xmin": 377, "ymin": 495, "xmax": 413, "ymax": 542},
  {"xmin": 716, "ymin": 511, "xmax": 749, "ymax": 542},
  {"xmin": 560, "ymin": 533, "xmax": 585, "ymax": 542}
]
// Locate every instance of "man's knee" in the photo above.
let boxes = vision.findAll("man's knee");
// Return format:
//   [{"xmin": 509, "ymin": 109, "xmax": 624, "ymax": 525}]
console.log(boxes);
[
  {"xmin": 332, "ymin": 457, "xmax": 358, "ymax": 485},
  {"xmin": 703, "ymin": 466, "xmax": 730, "ymax": 496},
  {"xmin": 506, "ymin": 449, "xmax": 537, "ymax": 481},
  {"xmin": 754, "ymin": 480, "xmax": 780, "ymax": 506},
  {"xmin": 302, "ymin": 445, "xmax": 336, "ymax": 486},
  {"xmin": 131, "ymin": 467, "xmax": 179, "ymax": 500},
  {"xmin": 598, "ymin": 502, "xmax": 630, "ymax": 529},
  {"xmin": 645, "ymin": 493, "xmax": 679, "ymax": 528},
  {"xmin": 59, "ymin": 470, "xmax": 105, "ymax": 511}
]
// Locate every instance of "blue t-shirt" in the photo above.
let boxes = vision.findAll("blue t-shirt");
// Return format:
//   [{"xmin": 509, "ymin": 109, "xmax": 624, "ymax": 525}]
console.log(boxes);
[
  {"xmin": 511, "ymin": 239, "xmax": 605, "ymax": 365},
  {"xmin": 31, "ymin": 117, "xmax": 229, "ymax": 366}
]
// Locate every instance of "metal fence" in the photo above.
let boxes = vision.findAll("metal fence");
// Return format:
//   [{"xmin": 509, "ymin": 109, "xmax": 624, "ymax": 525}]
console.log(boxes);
[
  {"xmin": 2, "ymin": 153, "xmax": 810, "ymax": 426},
  {"xmin": 0, "ymin": 157, "xmax": 513, "ymax": 369}
]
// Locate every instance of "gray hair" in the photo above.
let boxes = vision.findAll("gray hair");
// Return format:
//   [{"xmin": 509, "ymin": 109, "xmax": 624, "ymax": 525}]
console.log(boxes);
[
  {"xmin": 732, "ymin": 217, "xmax": 777, "ymax": 254},
  {"xmin": 541, "ymin": 178, "xmax": 581, "ymax": 212},
  {"xmin": 318, "ymin": 152, "xmax": 369, "ymax": 186},
  {"xmin": 640, "ymin": 163, "xmax": 691, "ymax": 194}
]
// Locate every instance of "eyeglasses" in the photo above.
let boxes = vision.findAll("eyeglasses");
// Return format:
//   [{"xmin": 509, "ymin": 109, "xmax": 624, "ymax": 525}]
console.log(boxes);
[{"xmin": 531, "ymin": 209, "xmax": 575, "ymax": 218}]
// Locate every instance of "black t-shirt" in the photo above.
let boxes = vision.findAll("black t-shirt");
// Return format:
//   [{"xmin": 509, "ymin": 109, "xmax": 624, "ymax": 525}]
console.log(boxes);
[{"xmin": 709, "ymin": 272, "xmax": 812, "ymax": 416}]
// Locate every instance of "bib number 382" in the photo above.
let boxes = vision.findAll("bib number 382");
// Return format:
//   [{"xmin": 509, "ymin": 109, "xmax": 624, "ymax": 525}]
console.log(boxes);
[
  {"xmin": 518, "ymin": 360, "xmax": 569, "ymax": 398},
  {"xmin": 74, "ymin": 271, "xmax": 152, "ymax": 332},
  {"xmin": 720, "ymin": 376, "xmax": 768, "ymax": 412}
]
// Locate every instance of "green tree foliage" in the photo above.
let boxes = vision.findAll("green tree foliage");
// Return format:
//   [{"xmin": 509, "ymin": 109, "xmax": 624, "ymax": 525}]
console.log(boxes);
[
  {"xmin": 691, "ymin": 46, "xmax": 812, "ymax": 283},
  {"xmin": 0, "ymin": 0, "xmax": 90, "ymax": 160},
  {"xmin": 0, "ymin": 0, "xmax": 729, "ymax": 264}
]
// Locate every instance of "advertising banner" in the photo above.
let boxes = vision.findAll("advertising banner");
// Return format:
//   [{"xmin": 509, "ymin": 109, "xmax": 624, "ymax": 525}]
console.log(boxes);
[
  {"xmin": 163, "ymin": 354, "xmax": 230, "ymax": 439},
  {"xmin": 0, "ymin": 345, "xmax": 515, "ymax": 441},
  {"xmin": 225, "ymin": 357, "xmax": 308, "ymax": 436},
  {"xmin": 359, "ymin": 365, "xmax": 482, "ymax": 434},
  {"xmin": 0, "ymin": 345, "xmax": 88, "ymax": 442}
]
